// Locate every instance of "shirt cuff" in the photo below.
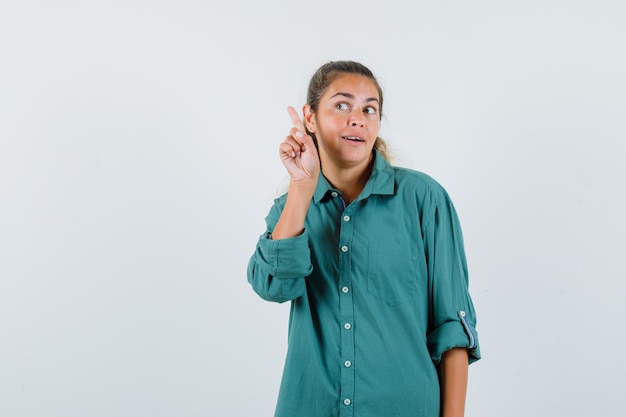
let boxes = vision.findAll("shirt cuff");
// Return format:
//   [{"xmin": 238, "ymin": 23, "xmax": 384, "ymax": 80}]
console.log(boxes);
[
  {"xmin": 257, "ymin": 230, "xmax": 312, "ymax": 279},
  {"xmin": 427, "ymin": 317, "xmax": 481, "ymax": 366}
]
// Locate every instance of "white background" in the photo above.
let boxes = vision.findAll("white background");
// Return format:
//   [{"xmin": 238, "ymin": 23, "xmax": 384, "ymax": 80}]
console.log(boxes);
[{"xmin": 1, "ymin": 1, "xmax": 625, "ymax": 416}]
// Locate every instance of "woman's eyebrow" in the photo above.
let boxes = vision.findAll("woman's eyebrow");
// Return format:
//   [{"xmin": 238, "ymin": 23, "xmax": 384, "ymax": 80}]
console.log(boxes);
[{"xmin": 330, "ymin": 92, "xmax": 380, "ymax": 104}]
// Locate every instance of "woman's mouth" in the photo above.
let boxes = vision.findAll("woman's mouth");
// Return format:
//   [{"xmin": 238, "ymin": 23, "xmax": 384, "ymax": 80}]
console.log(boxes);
[{"xmin": 343, "ymin": 136, "xmax": 364, "ymax": 142}]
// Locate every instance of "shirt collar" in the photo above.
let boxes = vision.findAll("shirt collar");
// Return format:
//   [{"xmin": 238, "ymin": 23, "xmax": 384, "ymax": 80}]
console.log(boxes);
[{"xmin": 313, "ymin": 150, "xmax": 395, "ymax": 204}]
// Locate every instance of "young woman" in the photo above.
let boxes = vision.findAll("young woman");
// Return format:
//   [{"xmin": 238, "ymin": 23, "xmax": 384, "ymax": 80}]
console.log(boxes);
[{"xmin": 247, "ymin": 61, "xmax": 480, "ymax": 417}]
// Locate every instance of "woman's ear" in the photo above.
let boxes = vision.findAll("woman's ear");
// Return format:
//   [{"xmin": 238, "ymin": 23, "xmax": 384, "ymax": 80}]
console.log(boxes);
[{"xmin": 303, "ymin": 104, "xmax": 316, "ymax": 133}]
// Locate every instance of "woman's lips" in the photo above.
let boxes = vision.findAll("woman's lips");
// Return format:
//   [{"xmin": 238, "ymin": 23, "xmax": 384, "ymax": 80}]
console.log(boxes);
[{"xmin": 342, "ymin": 136, "xmax": 364, "ymax": 142}]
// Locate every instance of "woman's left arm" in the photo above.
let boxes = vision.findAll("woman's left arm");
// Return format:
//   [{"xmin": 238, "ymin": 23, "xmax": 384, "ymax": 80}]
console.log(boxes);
[{"xmin": 440, "ymin": 347, "xmax": 469, "ymax": 417}]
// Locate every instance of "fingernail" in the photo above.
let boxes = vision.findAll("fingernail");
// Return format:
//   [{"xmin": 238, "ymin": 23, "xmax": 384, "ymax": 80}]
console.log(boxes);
[
  {"xmin": 291, "ymin": 151, "xmax": 296, "ymax": 158},
  {"xmin": 295, "ymin": 131, "xmax": 304, "ymax": 138}
]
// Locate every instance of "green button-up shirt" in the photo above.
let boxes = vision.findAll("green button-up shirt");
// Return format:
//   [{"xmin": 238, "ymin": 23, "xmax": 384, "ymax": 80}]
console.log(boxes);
[{"xmin": 248, "ymin": 151, "xmax": 480, "ymax": 417}]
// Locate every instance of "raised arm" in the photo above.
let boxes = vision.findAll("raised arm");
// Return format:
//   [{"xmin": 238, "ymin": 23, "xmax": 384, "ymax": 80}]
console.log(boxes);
[{"xmin": 246, "ymin": 107, "xmax": 320, "ymax": 303}]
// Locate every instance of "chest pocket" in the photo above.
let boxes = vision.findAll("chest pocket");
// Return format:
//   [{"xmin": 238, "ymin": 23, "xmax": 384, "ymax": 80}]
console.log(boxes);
[{"xmin": 367, "ymin": 242, "xmax": 419, "ymax": 306}]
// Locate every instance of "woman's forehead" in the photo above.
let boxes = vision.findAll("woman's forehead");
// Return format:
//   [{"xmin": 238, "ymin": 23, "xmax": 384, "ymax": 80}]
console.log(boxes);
[{"xmin": 324, "ymin": 73, "xmax": 380, "ymax": 101}]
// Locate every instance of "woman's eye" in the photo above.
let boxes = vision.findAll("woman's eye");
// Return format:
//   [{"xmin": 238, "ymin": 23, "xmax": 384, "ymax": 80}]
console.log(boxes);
[
  {"xmin": 336, "ymin": 103, "xmax": 349, "ymax": 110},
  {"xmin": 364, "ymin": 106, "xmax": 377, "ymax": 115}
]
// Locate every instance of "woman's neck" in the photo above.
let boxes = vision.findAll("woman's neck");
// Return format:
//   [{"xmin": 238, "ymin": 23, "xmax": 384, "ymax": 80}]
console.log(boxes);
[{"xmin": 321, "ymin": 154, "xmax": 374, "ymax": 204}]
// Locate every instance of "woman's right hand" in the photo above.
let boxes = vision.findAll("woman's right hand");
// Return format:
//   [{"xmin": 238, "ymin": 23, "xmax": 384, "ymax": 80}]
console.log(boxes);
[{"xmin": 279, "ymin": 106, "xmax": 320, "ymax": 184}]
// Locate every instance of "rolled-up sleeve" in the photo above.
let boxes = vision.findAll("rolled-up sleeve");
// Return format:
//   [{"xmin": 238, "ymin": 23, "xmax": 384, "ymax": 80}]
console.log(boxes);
[
  {"xmin": 247, "ymin": 202, "xmax": 313, "ymax": 303},
  {"xmin": 424, "ymin": 191, "xmax": 481, "ymax": 366}
]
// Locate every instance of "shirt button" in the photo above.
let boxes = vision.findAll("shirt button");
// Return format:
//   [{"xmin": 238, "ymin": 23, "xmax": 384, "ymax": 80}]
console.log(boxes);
[
  {"xmin": 341, "ymin": 246, "xmax": 348, "ymax": 252},
  {"xmin": 344, "ymin": 360, "xmax": 352, "ymax": 367},
  {"xmin": 343, "ymin": 398, "xmax": 351, "ymax": 406},
  {"xmin": 343, "ymin": 215, "xmax": 350, "ymax": 222},
  {"xmin": 344, "ymin": 323, "xmax": 352, "ymax": 330},
  {"xmin": 341, "ymin": 286, "xmax": 349, "ymax": 294},
  {"xmin": 331, "ymin": 191, "xmax": 338, "ymax": 198}
]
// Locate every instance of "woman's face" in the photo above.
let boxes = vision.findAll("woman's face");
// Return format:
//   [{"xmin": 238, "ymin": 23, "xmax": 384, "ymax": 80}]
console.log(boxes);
[{"xmin": 305, "ymin": 73, "xmax": 381, "ymax": 171}]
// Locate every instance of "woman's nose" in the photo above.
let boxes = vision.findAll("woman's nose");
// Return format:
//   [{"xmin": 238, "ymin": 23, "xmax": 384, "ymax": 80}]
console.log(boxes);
[{"xmin": 349, "ymin": 112, "xmax": 364, "ymax": 127}]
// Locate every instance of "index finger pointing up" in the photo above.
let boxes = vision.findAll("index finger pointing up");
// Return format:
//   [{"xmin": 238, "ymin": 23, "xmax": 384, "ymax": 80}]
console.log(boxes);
[{"xmin": 287, "ymin": 106, "xmax": 305, "ymax": 133}]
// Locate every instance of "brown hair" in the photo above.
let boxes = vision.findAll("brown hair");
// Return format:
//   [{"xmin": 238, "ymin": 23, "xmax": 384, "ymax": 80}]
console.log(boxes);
[{"xmin": 305, "ymin": 61, "xmax": 390, "ymax": 161}]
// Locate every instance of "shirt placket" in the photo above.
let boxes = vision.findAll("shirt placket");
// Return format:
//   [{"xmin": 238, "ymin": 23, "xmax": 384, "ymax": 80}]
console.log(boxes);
[{"xmin": 336, "ymin": 193, "xmax": 356, "ymax": 417}]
